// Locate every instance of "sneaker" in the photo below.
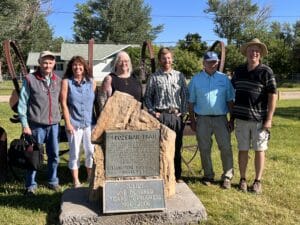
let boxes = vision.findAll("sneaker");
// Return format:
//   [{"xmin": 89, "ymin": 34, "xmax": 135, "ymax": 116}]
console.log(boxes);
[
  {"xmin": 239, "ymin": 178, "xmax": 248, "ymax": 192},
  {"xmin": 73, "ymin": 182, "xmax": 82, "ymax": 188},
  {"xmin": 222, "ymin": 177, "xmax": 231, "ymax": 189},
  {"xmin": 24, "ymin": 188, "xmax": 36, "ymax": 196},
  {"xmin": 47, "ymin": 184, "xmax": 61, "ymax": 192},
  {"xmin": 176, "ymin": 179, "xmax": 184, "ymax": 183},
  {"xmin": 201, "ymin": 177, "xmax": 214, "ymax": 186},
  {"xmin": 251, "ymin": 180, "xmax": 262, "ymax": 194}
]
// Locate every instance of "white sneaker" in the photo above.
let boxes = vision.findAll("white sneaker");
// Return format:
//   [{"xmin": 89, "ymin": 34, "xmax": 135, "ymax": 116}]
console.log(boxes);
[{"xmin": 73, "ymin": 182, "xmax": 82, "ymax": 188}]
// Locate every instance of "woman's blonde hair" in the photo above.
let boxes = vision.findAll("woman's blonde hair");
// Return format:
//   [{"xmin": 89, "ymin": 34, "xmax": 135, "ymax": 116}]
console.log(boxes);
[{"xmin": 112, "ymin": 51, "xmax": 133, "ymax": 74}]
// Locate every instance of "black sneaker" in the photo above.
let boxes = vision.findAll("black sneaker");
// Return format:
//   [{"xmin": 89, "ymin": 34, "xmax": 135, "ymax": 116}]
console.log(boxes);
[
  {"xmin": 47, "ymin": 184, "xmax": 61, "ymax": 192},
  {"xmin": 24, "ymin": 188, "xmax": 36, "ymax": 196},
  {"xmin": 201, "ymin": 177, "xmax": 214, "ymax": 186}
]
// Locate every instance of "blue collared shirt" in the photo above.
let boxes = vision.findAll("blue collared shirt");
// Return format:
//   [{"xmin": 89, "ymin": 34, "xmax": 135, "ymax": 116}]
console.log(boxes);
[
  {"xmin": 67, "ymin": 77, "xmax": 95, "ymax": 128},
  {"xmin": 188, "ymin": 70, "xmax": 235, "ymax": 115}
]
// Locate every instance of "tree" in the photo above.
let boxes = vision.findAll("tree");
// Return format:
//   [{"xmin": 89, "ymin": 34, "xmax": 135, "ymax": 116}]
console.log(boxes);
[
  {"xmin": 292, "ymin": 21, "xmax": 300, "ymax": 74},
  {"xmin": 177, "ymin": 33, "xmax": 208, "ymax": 58},
  {"xmin": 223, "ymin": 44, "xmax": 244, "ymax": 75},
  {"xmin": 73, "ymin": 0, "xmax": 163, "ymax": 43},
  {"xmin": 0, "ymin": 0, "xmax": 59, "ymax": 77},
  {"xmin": 204, "ymin": 0, "xmax": 271, "ymax": 45},
  {"xmin": 173, "ymin": 48, "xmax": 202, "ymax": 80},
  {"xmin": 174, "ymin": 33, "xmax": 207, "ymax": 79},
  {"xmin": 0, "ymin": 0, "xmax": 56, "ymax": 56}
]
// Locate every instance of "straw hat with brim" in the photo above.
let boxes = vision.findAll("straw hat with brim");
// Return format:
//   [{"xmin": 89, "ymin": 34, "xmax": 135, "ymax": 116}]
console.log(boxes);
[{"xmin": 240, "ymin": 38, "xmax": 268, "ymax": 57}]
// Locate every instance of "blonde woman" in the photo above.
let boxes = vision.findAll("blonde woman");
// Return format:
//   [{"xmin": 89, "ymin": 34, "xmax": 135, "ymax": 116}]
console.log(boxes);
[{"xmin": 96, "ymin": 51, "xmax": 142, "ymax": 112}]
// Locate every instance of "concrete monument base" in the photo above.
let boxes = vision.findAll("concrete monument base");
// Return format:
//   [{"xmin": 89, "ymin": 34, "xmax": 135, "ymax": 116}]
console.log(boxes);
[{"xmin": 59, "ymin": 182, "xmax": 207, "ymax": 225}]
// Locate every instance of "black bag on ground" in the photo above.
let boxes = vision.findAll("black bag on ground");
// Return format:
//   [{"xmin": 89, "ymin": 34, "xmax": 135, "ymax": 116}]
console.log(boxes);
[
  {"xmin": 8, "ymin": 134, "xmax": 44, "ymax": 170},
  {"xmin": 0, "ymin": 127, "xmax": 8, "ymax": 181}
]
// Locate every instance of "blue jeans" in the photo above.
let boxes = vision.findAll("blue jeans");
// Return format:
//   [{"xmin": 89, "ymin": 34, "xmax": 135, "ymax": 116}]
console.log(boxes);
[{"xmin": 25, "ymin": 123, "xmax": 60, "ymax": 190}]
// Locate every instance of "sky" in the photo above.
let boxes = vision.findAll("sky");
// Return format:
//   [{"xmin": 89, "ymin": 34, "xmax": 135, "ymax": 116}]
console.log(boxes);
[{"xmin": 46, "ymin": 0, "xmax": 300, "ymax": 46}]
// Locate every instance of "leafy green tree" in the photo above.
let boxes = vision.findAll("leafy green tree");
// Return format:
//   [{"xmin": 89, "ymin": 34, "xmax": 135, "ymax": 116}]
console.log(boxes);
[
  {"xmin": 73, "ymin": 0, "xmax": 163, "ymax": 43},
  {"xmin": 292, "ymin": 21, "xmax": 300, "ymax": 74},
  {"xmin": 261, "ymin": 22, "xmax": 295, "ymax": 80},
  {"xmin": 0, "ymin": 0, "xmax": 58, "ymax": 78},
  {"xmin": 224, "ymin": 44, "xmax": 244, "ymax": 75},
  {"xmin": 0, "ymin": 0, "xmax": 57, "ymax": 59},
  {"xmin": 265, "ymin": 38, "xmax": 291, "ymax": 79},
  {"xmin": 173, "ymin": 48, "xmax": 202, "ymax": 80},
  {"xmin": 177, "ymin": 33, "xmax": 208, "ymax": 58},
  {"xmin": 205, "ymin": 0, "xmax": 270, "ymax": 45}
]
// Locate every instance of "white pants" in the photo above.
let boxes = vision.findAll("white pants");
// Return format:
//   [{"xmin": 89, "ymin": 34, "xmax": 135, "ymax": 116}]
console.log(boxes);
[{"xmin": 67, "ymin": 126, "xmax": 94, "ymax": 170}]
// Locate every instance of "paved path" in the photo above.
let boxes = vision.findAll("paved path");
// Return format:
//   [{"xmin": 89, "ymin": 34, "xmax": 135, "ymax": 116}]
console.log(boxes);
[
  {"xmin": 0, "ymin": 95, "xmax": 9, "ymax": 102},
  {"xmin": 0, "ymin": 91, "xmax": 300, "ymax": 103},
  {"xmin": 278, "ymin": 91, "xmax": 300, "ymax": 100}
]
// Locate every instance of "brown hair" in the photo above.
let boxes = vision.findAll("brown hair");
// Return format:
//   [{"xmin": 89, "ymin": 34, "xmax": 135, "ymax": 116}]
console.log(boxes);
[
  {"xmin": 157, "ymin": 47, "xmax": 172, "ymax": 60},
  {"xmin": 63, "ymin": 56, "xmax": 92, "ymax": 80}
]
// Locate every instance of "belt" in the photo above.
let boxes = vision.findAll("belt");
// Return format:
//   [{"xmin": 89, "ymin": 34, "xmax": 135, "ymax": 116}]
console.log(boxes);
[
  {"xmin": 156, "ymin": 108, "xmax": 179, "ymax": 114},
  {"xmin": 195, "ymin": 114, "xmax": 224, "ymax": 117}
]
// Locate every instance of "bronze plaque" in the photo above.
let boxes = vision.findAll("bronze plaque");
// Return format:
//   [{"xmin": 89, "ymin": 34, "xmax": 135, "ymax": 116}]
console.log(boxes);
[
  {"xmin": 103, "ymin": 179, "xmax": 165, "ymax": 213},
  {"xmin": 105, "ymin": 130, "xmax": 160, "ymax": 177}
]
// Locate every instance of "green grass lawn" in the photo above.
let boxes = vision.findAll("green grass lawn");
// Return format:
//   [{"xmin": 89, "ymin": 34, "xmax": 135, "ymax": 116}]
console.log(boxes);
[
  {"xmin": 0, "ymin": 99, "xmax": 300, "ymax": 225},
  {"xmin": 0, "ymin": 80, "xmax": 22, "ymax": 95}
]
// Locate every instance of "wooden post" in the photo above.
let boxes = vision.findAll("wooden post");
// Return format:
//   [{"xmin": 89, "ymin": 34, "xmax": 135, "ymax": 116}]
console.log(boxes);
[{"xmin": 88, "ymin": 38, "xmax": 94, "ymax": 76}]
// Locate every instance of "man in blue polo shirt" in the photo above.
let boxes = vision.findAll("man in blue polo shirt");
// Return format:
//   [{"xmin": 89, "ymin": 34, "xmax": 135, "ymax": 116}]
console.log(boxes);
[{"xmin": 188, "ymin": 51, "xmax": 235, "ymax": 189}]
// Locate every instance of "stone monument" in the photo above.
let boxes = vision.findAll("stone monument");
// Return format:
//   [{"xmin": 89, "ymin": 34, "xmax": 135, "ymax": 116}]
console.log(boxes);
[{"xmin": 59, "ymin": 91, "xmax": 207, "ymax": 225}]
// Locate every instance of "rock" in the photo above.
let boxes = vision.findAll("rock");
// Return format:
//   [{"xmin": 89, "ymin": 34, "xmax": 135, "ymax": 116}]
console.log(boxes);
[{"xmin": 89, "ymin": 91, "xmax": 176, "ymax": 201}]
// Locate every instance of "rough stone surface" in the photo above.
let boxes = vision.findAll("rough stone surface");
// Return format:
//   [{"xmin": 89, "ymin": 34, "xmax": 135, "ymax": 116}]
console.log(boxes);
[
  {"xmin": 89, "ymin": 91, "xmax": 176, "ymax": 200},
  {"xmin": 91, "ymin": 91, "xmax": 161, "ymax": 144},
  {"xmin": 60, "ymin": 183, "xmax": 207, "ymax": 225}
]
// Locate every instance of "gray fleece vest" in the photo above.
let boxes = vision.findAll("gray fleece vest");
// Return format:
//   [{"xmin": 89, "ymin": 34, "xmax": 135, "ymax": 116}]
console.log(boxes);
[{"xmin": 26, "ymin": 72, "xmax": 61, "ymax": 125}]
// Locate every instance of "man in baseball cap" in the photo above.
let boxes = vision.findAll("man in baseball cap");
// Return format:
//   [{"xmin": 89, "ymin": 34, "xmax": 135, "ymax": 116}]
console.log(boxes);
[
  {"xmin": 38, "ymin": 50, "xmax": 55, "ymax": 63},
  {"xmin": 18, "ymin": 50, "xmax": 61, "ymax": 196},
  {"xmin": 203, "ymin": 51, "xmax": 220, "ymax": 61},
  {"xmin": 188, "ymin": 51, "xmax": 235, "ymax": 189}
]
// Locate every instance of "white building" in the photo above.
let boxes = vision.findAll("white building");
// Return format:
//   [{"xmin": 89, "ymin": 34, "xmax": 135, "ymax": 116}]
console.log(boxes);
[{"xmin": 26, "ymin": 43, "xmax": 135, "ymax": 81}]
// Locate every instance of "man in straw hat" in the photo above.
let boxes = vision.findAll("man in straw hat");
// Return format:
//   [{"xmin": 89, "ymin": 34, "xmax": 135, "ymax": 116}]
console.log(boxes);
[
  {"xmin": 18, "ymin": 51, "xmax": 61, "ymax": 196},
  {"xmin": 230, "ymin": 38, "xmax": 277, "ymax": 194}
]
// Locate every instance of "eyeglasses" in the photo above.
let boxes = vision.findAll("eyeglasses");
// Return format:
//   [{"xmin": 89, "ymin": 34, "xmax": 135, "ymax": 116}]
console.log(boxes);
[{"xmin": 117, "ymin": 60, "xmax": 129, "ymax": 65}]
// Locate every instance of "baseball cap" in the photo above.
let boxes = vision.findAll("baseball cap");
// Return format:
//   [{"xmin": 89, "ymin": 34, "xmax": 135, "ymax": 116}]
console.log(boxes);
[
  {"xmin": 38, "ymin": 50, "xmax": 55, "ymax": 62},
  {"xmin": 204, "ymin": 51, "xmax": 219, "ymax": 61}
]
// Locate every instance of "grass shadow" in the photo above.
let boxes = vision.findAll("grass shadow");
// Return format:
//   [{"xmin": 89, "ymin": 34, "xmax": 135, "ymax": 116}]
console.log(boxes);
[
  {"xmin": 0, "ymin": 190, "xmax": 62, "ymax": 225},
  {"xmin": 275, "ymin": 106, "xmax": 300, "ymax": 120},
  {"xmin": 0, "ymin": 162, "xmax": 88, "ymax": 225}
]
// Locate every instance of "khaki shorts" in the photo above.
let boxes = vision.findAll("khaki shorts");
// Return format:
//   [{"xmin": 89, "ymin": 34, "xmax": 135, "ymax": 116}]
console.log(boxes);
[{"xmin": 235, "ymin": 119, "xmax": 270, "ymax": 151}]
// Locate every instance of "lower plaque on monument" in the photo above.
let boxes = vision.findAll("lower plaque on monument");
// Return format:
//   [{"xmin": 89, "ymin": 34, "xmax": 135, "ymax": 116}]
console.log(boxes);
[{"xmin": 103, "ymin": 179, "xmax": 165, "ymax": 214}]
